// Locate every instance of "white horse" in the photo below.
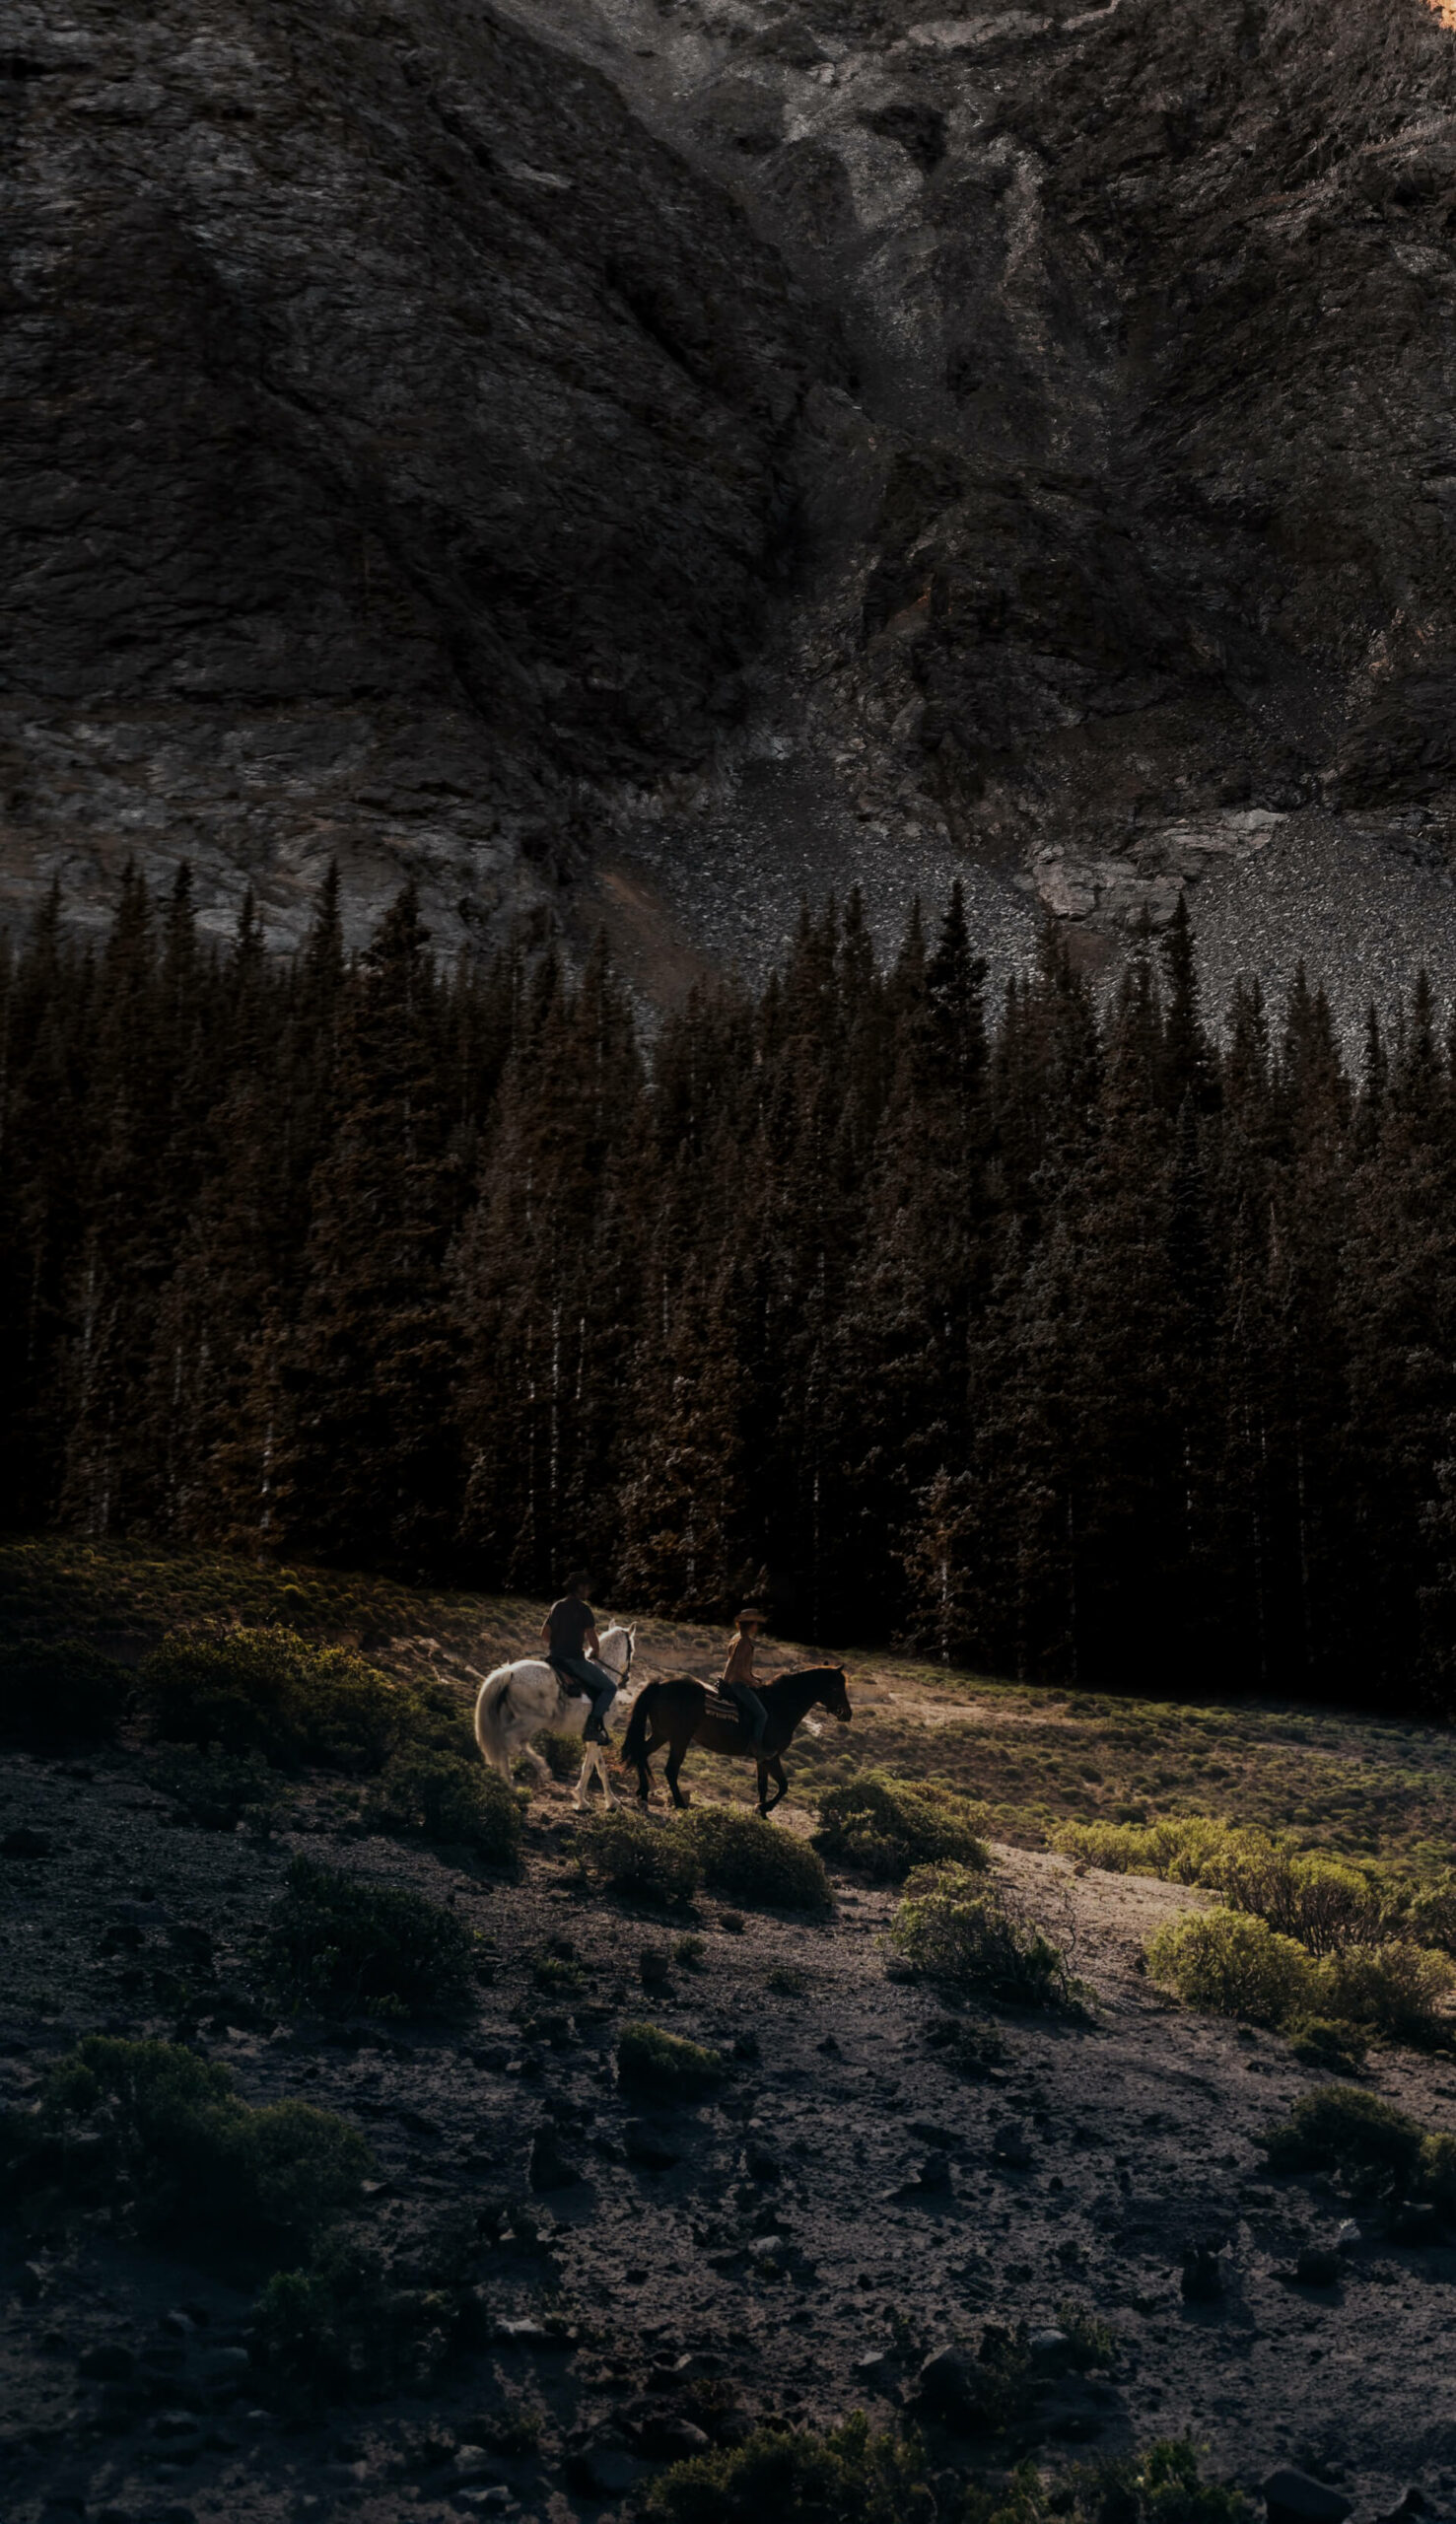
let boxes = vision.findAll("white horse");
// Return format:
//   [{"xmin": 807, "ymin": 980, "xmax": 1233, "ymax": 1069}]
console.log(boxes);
[{"xmin": 472, "ymin": 1625, "xmax": 638, "ymax": 1809}]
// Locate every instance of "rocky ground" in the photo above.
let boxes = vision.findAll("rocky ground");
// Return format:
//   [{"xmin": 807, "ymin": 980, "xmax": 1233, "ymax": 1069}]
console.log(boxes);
[
  {"xmin": 4, "ymin": 1683, "xmax": 1456, "ymax": 2524},
  {"xmin": 9, "ymin": 0, "xmax": 1456, "ymax": 1021}
]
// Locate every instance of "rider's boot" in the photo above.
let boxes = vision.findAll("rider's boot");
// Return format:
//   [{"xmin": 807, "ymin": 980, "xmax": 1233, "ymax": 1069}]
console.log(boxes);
[{"xmin": 584, "ymin": 1715, "xmax": 607, "ymax": 1745}]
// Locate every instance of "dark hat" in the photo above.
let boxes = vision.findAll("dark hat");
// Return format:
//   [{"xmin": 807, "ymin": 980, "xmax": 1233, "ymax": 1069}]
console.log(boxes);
[{"xmin": 734, "ymin": 1606, "xmax": 767, "ymax": 1628}]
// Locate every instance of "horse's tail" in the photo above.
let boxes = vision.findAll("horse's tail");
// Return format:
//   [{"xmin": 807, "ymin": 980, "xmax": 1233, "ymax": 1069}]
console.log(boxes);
[
  {"xmin": 620, "ymin": 1680, "xmax": 660, "ymax": 1769},
  {"xmin": 474, "ymin": 1666, "xmax": 518, "ymax": 1780}
]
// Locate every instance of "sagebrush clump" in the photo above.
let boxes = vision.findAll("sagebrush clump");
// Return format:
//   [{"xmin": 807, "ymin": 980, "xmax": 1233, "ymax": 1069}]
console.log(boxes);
[
  {"xmin": 888, "ymin": 1863, "xmax": 1078, "ymax": 2009},
  {"xmin": 0, "ymin": 2036, "xmax": 371, "ymax": 2244},
  {"xmin": 1145, "ymin": 1908, "xmax": 1454, "ymax": 2044},
  {"xmin": 645, "ymin": 2413, "xmax": 929, "ymax": 2524},
  {"xmin": 257, "ymin": 1859, "xmax": 479, "ymax": 2018},
  {"xmin": 617, "ymin": 2022, "xmax": 725, "ymax": 2098},
  {"xmin": 368, "ymin": 1747, "xmax": 524, "ymax": 1861},
  {"xmin": 250, "ymin": 2223, "xmax": 490, "ymax": 2411},
  {"xmin": 687, "ymin": 1808, "xmax": 833, "ymax": 1913},
  {"xmin": 814, "ymin": 1770, "xmax": 990, "ymax": 1882},
  {"xmin": 1144, "ymin": 1910, "xmax": 1317, "ymax": 2026},
  {"xmin": 139, "ymin": 1626, "xmax": 421, "ymax": 1773},
  {"xmin": 584, "ymin": 1811, "xmax": 702, "ymax": 1906}
]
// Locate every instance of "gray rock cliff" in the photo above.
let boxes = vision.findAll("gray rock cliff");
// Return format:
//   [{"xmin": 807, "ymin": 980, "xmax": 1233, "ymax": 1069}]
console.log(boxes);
[{"xmin": 6, "ymin": 0, "xmax": 1456, "ymax": 1009}]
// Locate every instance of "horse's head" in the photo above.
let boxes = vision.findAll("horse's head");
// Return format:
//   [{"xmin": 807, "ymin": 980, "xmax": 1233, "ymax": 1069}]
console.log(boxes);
[
  {"xmin": 817, "ymin": 1665, "xmax": 853, "ymax": 1724},
  {"xmin": 600, "ymin": 1623, "xmax": 637, "ymax": 1682}
]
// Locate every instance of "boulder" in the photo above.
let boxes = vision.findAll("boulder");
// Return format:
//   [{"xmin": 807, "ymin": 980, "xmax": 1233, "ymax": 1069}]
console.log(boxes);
[
  {"xmin": 1293, "ymin": 2247, "xmax": 1342, "ymax": 2287},
  {"xmin": 2, "ymin": 1827, "xmax": 50, "ymax": 1859},
  {"xmin": 1264, "ymin": 2470, "xmax": 1354, "ymax": 2524}
]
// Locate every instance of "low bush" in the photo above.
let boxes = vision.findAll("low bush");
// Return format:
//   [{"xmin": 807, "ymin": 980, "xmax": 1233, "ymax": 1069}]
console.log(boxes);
[
  {"xmin": 584, "ymin": 1811, "xmax": 702, "ymax": 1908},
  {"xmin": 1144, "ymin": 1909, "xmax": 1317, "ymax": 2026},
  {"xmin": 1056, "ymin": 1815, "xmax": 1449, "ymax": 1961},
  {"xmin": 1262, "ymin": 2086, "xmax": 1426, "ymax": 2197},
  {"xmin": 687, "ymin": 1809, "xmax": 833, "ymax": 1914},
  {"xmin": 139, "ymin": 1626, "xmax": 422, "ymax": 1773},
  {"xmin": 0, "ymin": 2036, "xmax": 371, "ymax": 2244},
  {"xmin": 0, "ymin": 1640, "xmax": 129, "ymax": 1749},
  {"xmin": 645, "ymin": 2413, "xmax": 929, "ymax": 2524},
  {"xmin": 1286, "ymin": 2017, "xmax": 1368, "ymax": 2076},
  {"xmin": 249, "ymin": 2221, "xmax": 489, "ymax": 2411},
  {"xmin": 256, "ymin": 1859, "xmax": 479, "ymax": 2019},
  {"xmin": 813, "ymin": 1771, "xmax": 990, "ymax": 1883},
  {"xmin": 617, "ymin": 2022, "xmax": 725, "ymax": 2099},
  {"xmin": 887, "ymin": 1863, "xmax": 1077, "ymax": 2009},
  {"xmin": 368, "ymin": 1749, "xmax": 524, "ymax": 1863},
  {"xmin": 152, "ymin": 1744, "xmax": 291, "ymax": 1834},
  {"xmin": 1316, "ymin": 1940, "xmax": 1456, "ymax": 2043},
  {"xmin": 961, "ymin": 2440, "xmax": 1247, "ymax": 2524},
  {"xmin": 534, "ymin": 1728, "xmax": 586, "ymax": 1782}
]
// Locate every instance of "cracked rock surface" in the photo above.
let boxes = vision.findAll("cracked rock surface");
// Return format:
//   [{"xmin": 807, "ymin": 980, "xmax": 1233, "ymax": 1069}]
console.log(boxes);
[{"xmin": 7, "ymin": 0, "xmax": 1456, "ymax": 1015}]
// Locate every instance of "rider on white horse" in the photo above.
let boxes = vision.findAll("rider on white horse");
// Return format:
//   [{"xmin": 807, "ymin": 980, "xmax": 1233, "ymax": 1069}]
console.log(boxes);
[{"xmin": 542, "ymin": 1580, "xmax": 618, "ymax": 1743}]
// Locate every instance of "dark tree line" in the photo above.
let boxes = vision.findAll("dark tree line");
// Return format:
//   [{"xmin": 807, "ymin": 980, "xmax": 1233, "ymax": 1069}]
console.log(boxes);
[{"xmin": 3, "ymin": 866, "xmax": 1455, "ymax": 1709}]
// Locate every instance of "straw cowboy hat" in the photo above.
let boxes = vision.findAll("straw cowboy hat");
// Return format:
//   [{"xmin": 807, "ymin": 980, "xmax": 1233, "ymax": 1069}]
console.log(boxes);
[{"xmin": 733, "ymin": 1606, "xmax": 768, "ymax": 1629}]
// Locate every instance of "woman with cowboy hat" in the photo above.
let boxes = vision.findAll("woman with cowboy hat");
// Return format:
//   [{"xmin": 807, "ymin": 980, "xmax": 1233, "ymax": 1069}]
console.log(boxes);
[{"xmin": 721, "ymin": 1605, "xmax": 771, "ymax": 1748}]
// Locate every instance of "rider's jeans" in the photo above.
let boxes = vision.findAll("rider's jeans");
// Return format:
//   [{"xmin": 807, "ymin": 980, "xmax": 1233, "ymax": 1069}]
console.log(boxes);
[
  {"xmin": 724, "ymin": 1682, "xmax": 768, "ymax": 1745},
  {"xmin": 551, "ymin": 1653, "xmax": 617, "ymax": 1726}
]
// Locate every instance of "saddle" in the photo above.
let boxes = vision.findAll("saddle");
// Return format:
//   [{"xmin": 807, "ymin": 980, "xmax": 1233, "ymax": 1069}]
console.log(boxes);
[{"xmin": 702, "ymin": 1687, "xmax": 756, "ymax": 1739}]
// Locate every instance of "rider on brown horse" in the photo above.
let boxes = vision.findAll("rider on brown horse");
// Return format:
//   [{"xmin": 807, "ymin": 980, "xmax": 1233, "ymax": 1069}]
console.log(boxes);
[{"xmin": 721, "ymin": 1606, "xmax": 770, "ymax": 1748}]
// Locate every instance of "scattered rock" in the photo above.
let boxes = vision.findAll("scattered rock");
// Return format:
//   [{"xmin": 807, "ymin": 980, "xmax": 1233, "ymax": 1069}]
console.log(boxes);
[
  {"xmin": 1264, "ymin": 2470, "xmax": 1354, "ymax": 2524},
  {"xmin": 565, "ymin": 2444, "xmax": 646, "ymax": 2497},
  {"xmin": 625, "ymin": 2121, "xmax": 680, "ymax": 2170},
  {"xmin": 527, "ymin": 2126, "xmax": 582, "ymax": 2192},
  {"xmin": 79, "ymin": 2344, "xmax": 137, "ymax": 2382},
  {"xmin": 913, "ymin": 2343, "xmax": 981, "ymax": 2430},
  {"xmin": 1294, "ymin": 2247, "xmax": 1342, "ymax": 2288},
  {"xmin": 744, "ymin": 2140, "xmax": 781, "ymax": 2184},
  {"xmin": 2, "ymin": 1828, "xmax": 51, "ymax": 1859},
  {"xmin": 1180, "ymin": 2244, "xmax": 1226, "ymax": 2304},
  {"xmin": 639, "ymin": 1949, "xmax": 672, "ymax": 1990}
]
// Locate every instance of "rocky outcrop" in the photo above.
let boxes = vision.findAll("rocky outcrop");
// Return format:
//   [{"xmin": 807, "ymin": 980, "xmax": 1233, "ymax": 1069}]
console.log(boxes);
[
  {"xmin": 5, "ymin": 0, "xmax": 1456, "ymax": 1001},
  {"xmin": 0, "ymin": 0, "xmax": 829, "ymax": 950}
]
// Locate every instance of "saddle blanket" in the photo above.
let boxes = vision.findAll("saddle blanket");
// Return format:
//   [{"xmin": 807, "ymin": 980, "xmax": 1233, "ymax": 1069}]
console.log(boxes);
[{"xmin": 701, "ymin": 1689, "xmax": 752, "ymax": 1732}]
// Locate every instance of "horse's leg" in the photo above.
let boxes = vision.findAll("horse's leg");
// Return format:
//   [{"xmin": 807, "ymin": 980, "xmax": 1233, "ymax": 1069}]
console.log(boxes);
[
  {"xmin": 518, "ymin": 1737, "xmax": 553, "ymax": 1787},
  {"xmin": 664, "ymin": 1726, "xmax": 691, "ymax": 1810},
  {"xmin": 634, "ymin": 1728, "xmax": 660, "ymax": 1804},
  {"xmin": 573, "ymin": 1744, "xmax": 598, "ymax": 1810},
  {"xmin": 761, "ymin": 1757, "xmax": 788, "ymax": 1815}
]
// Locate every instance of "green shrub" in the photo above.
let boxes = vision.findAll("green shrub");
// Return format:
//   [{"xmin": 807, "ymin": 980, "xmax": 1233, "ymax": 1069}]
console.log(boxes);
[
  {"xmin": 1144, "ymin": 1910, "xmax": 1317, "ymax": 2027},
  {"xmin": 249, "ymin": 2223, "xmax": 487, "ymax": 2411},
  {"xmin": 961, "ymin": 2439, "xmax": 1247, "ymax": 2524},
  {"xmin": 617, "ymin": 2022, "xmax": 725, "ymax": 2098},
  {"xmin": 645, "ymin": 2413, "xmax": 928, "ymax": 2524},
  {"xmin": 1056, "ymin": 1815, "xmax": 1242, "ymax": 1885},
  {"xmin": 584, "ymin": 1811, "xmax": 702, "ymax": 1907},
  {"xmin": 814, "ymin": 1770, "xmax": 990, "ymax": 1883},
  {"xmin": 687, "ymin": 1810, "xmax": 833, "ymax": 1914},
  {"xmin": 1286, "ymin": 2017, "xmax": 1368, "ymax": 2076},
  {"xmin": 152, "ymin": 1744, "xmax": 291, "ymax": 1833},
  {"xmin": 1263, "ymin": 2085, "xmax": 1425, "ymax": 2197},
  {"xmin": 1420, "ymin": 2131, "xmax": 1456, "ymax": 2208},
  {"xmin": 256, "ymin": 1860, "xmax": 478, "ymax": 2019},
  {"xmin": 368, "ymin": 1748, "xmax": 524, "ymax": 1862},
  {"xmin": 0, "ymin": 2036, "xmax": 371, "ymax": 2243},
  {"xmin": 1057, "ymin": 1816, "xmax": 1417, "ymax": 1957},
  {"xmin": 139, "ymin": 1626, "xmax": 420, "ymax": 1773},
  {"xmin": 887, "ymin": 1863, "xmax": 1077, "ymax": 2008},
  {"xmin": 1314, "ymin": 1940, "xmax": 1456, "ymax": 2043},
  {"xmin": 0, "ymin": 1641, "xmax": 129, "ymax": 1749},
  {"xmin": 534, "ymin": 1728, "xmax": 586, "ymax": 1782}
]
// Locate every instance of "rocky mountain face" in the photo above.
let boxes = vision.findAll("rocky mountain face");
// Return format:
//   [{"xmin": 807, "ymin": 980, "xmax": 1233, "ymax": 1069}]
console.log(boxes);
[{"xmin": 6, "ymin": 0, "xmax": 1456, "ymax": 1008}]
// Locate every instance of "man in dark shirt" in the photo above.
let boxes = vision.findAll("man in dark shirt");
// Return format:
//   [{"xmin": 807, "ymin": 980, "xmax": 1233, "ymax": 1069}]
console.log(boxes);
[{"xmin": 541, "ymin": 1583, "xmax": 617, "ymax": 1743}]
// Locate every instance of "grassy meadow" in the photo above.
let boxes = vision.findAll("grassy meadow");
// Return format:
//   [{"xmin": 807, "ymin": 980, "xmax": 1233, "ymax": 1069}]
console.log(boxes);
[{"xmin": 4, "ymin": 1534, "xmax": 1453, "ymax": 1881}]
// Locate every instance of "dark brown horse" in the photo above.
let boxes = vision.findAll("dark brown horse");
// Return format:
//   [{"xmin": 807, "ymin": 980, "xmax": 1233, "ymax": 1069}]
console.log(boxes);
[{"xmin": 619, "ymin": 1666, "xmax": 852, "ymax": 1813}]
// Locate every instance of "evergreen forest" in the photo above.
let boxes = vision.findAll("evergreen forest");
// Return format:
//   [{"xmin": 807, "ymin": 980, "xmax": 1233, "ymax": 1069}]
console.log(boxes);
[{"xmin": 3, "ymin": 867, "xmax": 1454, "ymax": 1712}]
